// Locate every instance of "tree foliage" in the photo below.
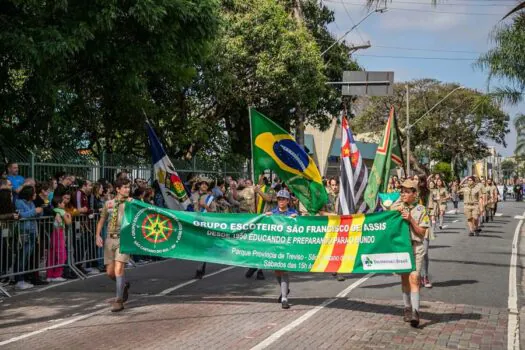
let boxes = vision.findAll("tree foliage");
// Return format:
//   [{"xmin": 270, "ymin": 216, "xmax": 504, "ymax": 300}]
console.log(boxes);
[
  {"xmin": 0, "ymin": 0, "xmax": 358, "ymax": 165},
  {"xmin": 351, "ymin": 79, "xmax": 510, "ymax": 173},
  {"xmin": 501, "ymin": 159, "xmax": 516, "ymax": 178},
  {"xmin": 0, "ymin": 0, "xmax": 220, "ymax": 158}
]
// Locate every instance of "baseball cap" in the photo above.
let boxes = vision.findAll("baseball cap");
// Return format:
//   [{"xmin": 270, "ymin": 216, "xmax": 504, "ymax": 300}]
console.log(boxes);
[
  {"xmin": 276, "ymin": 189, "xmax": 290, "ymax": 199},
  {"xmin": 401, "ymin": 179, "xmax": 418, "ymax": 190}
]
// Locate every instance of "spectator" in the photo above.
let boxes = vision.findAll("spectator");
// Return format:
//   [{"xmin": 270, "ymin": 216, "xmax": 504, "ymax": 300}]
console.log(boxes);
[
  {"xmin": 116, "ymin": 171, "xmax": 129, "ymax": 181},
  {"xmin": 237, "ymin": 179, "xmax": 256, "ymax": 214},
  {"xmin": 133, "ymin": 187, "xmax": 147, "ymax": 201},
  {"xmin": 75, "ymin": 179, "xmax": 93, "ymax": 215},
  {"xmin": 6, "ymin": 162, "xmax": 24, "ymax": 195},
  {"xmin": 46, "ymin": 195, "xmax": 71, "ymax": 282},
  {"xmin": 0, "ymin": 177, "xmax": 12, "ymax": 190},
  {"xmin": 93, "ymin": 182, "xmax": 106, "ymax": 213},
  {"xmin": 152, "ymin": 180, "xmax": 166, "ymax": 208},
  {"xmin": 34, "ymin": 182, "xmax": 54, "ymax": 216},
  {"xmin": 0, "ymin": 188, "xmax": 19, "ymax": 283},
  {"xmin": 15, "ymin": 185, "xmax": 43, "ymax": 290},
  {"xmin": 55, "ymin": 174, "xmax": 74, "ymax": 197},
  {"xmin": 144, "ymin": 188, "xmax": 154, "ymax": 204}
]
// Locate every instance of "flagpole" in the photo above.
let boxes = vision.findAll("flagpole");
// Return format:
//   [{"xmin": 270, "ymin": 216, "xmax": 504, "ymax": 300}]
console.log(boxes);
[{"xmin": 249, "ymin": 107, "xmax": 255, "ymax": 184}]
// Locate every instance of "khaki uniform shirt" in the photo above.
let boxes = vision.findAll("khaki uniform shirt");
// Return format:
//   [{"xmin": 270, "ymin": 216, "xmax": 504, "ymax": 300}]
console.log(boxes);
[
  {"xmin": 485, "ymin": 185, "xmax": 497, "ymax": 202},
  {"xmin": 427, "ymin": 189, "xmax": 439, "ymax": 209},
  {"xmin": 238, "ymin": 186, "xmax": 256, "ymax": 213},
  {"xmin": 437, "ymin": 188, "xmax": 449, "ymax": 205},
  {"xmin": 391, "ymin": 201, "xmax": 430, "ymax": 243},
  {"xmin": 261, "ymin": 188, "xmax": 277, "ymax": 213},
  {"xmin": 460, "ymin": 185, "xmax": 481, "ymax": 206},
  {"xmin": 100, "ymin": 198, "xmax": 126, "ymax": 235}
]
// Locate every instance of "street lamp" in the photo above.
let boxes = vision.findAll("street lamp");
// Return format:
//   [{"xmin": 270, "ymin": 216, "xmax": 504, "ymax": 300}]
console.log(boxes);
[
  {"xmin": 405, "ymin": 85, "xmax": 465, "ymax": 177},
  {"xmin": 320, "ymin": 8, "xmax": 387, "ymax": 57}
]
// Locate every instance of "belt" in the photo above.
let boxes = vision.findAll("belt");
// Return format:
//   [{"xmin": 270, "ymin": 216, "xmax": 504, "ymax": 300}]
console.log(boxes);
[{"xmin": 109, "ymin": 234, "xmax": 120, "ymax": 239}]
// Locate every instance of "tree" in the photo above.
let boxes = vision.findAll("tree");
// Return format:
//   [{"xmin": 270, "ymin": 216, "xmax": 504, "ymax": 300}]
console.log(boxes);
[
  {"xmin": 161, "ymin": 0, "xmax": 359, "ymax": 160},
  {"xmin": 351, "ymin": 79, "xmax": 510, "ymax": 174},
  {"xmin": 501, "ymin": 159, "xmax": 517, "ymax": 178},
  {"xmin": 0, "ymin": 0, "xmax": 220, "ymax": 158},
  {"xmin": 477, "ymin": 14, "xmax": 525, "ymax": 106}
]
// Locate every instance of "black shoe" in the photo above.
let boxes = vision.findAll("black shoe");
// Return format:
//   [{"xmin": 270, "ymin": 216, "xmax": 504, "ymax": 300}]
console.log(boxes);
[
  {"xmin": 336, "ymin": 274, "xmax": 346, "ymax": 282},
  {"xmin": 195, "ymin": 270, "xmax": 205, "ymax": 279},
  {"xmin": 245, "ymin": 268, "xmax": 257, "ymax": 279},
  {"xmin": 255, "ymin": 270, "xmax": 265, "ymax": 280},
  {"xmin": 122, "ymin": 282, "xmax": 130, "ymax": 302},
  {"xmin": 475, "ymin": 231, "xmax": 480, "ymax": 236},
  {"xmin": 281, "ymin": 300, "xmax": 290, "ymax": 309},
  {"xmin": 278, "ymin": 289, "xmax": 291, "ymax": 303},
  {"xmin": 469, "ymin": 232, "xmax": 474, "ymax": 236},
  {"xmin": 403, "ymin": 307, "xmax": 411, "ymax": 322},
  {"xmin": 29, "ymin": 279, "xmax": 49, "ymax": 286},
  {"xmin": 410, "ymin": 310, "xmax": 420, "ymax": 328},
  {"xmin": 439, "ymin": 225, "xmax": 443, "ymax": 230}
]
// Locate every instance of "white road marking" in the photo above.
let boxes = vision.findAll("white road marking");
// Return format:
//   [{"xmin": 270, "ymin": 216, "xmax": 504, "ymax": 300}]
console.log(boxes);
[
  {"xmin": 0, "ymin": 265, "xmax": 235, "ymax": 345},
  {"xmin": 442, "ymin": 225, "xmax": 448, "ymax": 229},
  {"xmin": 0, "ymin": 305, "xmax": 111, "ymax": 346},
  {"xmin": 514, "ymin": 216, "xmax": 524, "ymax": 220},
  {"xmin": 155, "ymin": 266, "xmax": 236, "ymax": 297},
  {"xmin": 453, "ymin": 220, "xmax": 459, "ymax": 223},
  {"xmin": 507, "ymin": 210, "xmax": 524, "ymax": 350},
  {"xmin": 446, "ymin": 210, "xmax": 456, "ymax": 214},
  {"xmin": 495, "ymin": 213, "xmax": 503, "ymax": 217},
  {"xmin": 250, "ymin": 273, "xmax": 373, "ymax": 350}
]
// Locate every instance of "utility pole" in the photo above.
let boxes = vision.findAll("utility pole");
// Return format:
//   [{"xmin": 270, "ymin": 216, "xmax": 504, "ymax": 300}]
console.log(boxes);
[{"xmin": 406, "ymin": 85, "xmax": 410, "ymax": 177}]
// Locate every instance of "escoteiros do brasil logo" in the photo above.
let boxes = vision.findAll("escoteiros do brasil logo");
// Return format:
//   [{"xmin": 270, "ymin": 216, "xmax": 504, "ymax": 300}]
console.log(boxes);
[
  {"xmin": 361, "ymin": 253, "xmax": 412, "ymax": 271},
  {"xmin": 131, "ymin": 207, "xmax": 183, "ymax": 254}
]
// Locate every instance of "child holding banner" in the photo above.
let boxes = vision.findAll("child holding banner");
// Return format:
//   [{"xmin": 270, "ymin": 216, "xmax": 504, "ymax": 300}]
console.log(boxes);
[
  {"xmin": 266, "ymin": 189, "xmax": 298, "ymax": 309},
  {"xmin": 391, "ymin": 179, "xmax": 430, "ymax": 328},
  {"xmin": 95, "ymin": 178, "xmax": 132, "ymax": 312}
]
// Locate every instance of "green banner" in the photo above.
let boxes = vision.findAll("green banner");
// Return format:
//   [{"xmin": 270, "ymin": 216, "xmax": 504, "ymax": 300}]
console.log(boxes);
[{"xmin": 120, "ymin": 200, "xmax": 415, "ymax": 274}]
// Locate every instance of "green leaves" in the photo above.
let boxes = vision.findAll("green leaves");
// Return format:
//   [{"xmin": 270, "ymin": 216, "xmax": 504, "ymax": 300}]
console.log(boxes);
[{"xmin": 352, "ymin": 79, "xmax": 509, "ymax": 171}]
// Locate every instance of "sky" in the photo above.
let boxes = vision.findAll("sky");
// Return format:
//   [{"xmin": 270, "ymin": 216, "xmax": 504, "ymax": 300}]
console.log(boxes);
[{"xmin": 323, "ymin": 0, "xmax": 523, "ymax": 157}]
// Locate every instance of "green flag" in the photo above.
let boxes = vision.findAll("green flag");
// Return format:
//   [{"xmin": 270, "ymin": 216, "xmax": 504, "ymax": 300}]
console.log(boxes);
[
  {"xmin": 364, "ymin": 106, "xmax": 405, "ymax": 210},
  {"xmin": 250, "ymin": 108, "xmax": 328, "ymax": 214}
]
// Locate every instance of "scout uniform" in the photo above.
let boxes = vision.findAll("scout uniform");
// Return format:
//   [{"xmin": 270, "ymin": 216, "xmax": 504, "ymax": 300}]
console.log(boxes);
[
  {"xmin": 437, "ymin": 187, "xmax": 449, "ymax": 213},
  {"xmin": 238, "ymin": 185, "xmax": 256, "ymax": 213},
  {"xmin": 460, "ymin": 184, "xmax": 481, "ymax": 220},
  {"xmin": 392, "ymin": 199, "xmax": 430, "ymax": 275},
  {"xmin": 100, "ymin": 198, "xmax": 130, "ymax": 265},
  {"xmin": 426, "ymin": 188, "xmax": 439, "ymax": 217}
]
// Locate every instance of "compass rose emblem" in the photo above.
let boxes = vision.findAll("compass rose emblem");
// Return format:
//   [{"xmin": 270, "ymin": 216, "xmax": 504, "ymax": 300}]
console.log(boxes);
[{"xmin": 141, "ymin": 213, "xmax": 174, "ymax": 244}]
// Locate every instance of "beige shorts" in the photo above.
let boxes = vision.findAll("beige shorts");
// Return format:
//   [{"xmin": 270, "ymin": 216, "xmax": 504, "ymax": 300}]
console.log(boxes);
[
  {"xmin": 439, "ymin": 203, "xmax": 447, "ymax": 212},
  {"xmin": 464, "ymin": 205, "xmax": 479, "ymax": 220},
  {"xmin": 104, "ymin": 237, "xmax": 130, "ymax": 265},
  {"xmin": 412, "ymin": 242, "xmax": 425, "ymax": 275}
]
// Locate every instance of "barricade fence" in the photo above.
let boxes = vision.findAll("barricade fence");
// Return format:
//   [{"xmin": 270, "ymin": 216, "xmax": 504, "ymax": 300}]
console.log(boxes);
[
  {"xmin": 4, "ymin": 148, "xmax": 251, "ymax": 183},
  {"xmin": 0, "ymin": 214, "xmax": 125, "ymax": 298}
]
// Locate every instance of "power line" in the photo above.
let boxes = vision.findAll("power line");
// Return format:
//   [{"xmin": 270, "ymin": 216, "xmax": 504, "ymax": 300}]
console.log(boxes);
[
  {"xmin": 324, "ymin": 0, "xmax": 507, "ymax": 16},
  {"xmin": 340, "ymin": 1, "xmax": 366, "ymax": 44},
  {"xmin": 354, "ymin": 54, "xmax": 478, "ymax": 60},
  {"xmin": 374, "ymin": 45, "xmax": 482, "ymax": 54},
  {"xmin": 372, "ymin": 0, "xmax": 515, "ymax": 6}
]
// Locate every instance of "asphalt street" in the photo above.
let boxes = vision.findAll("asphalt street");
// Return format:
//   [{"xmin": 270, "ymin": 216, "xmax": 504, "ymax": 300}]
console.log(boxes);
[{"xmin": 0, "ymin": 200, "xmax": 523, "ymax": 349}]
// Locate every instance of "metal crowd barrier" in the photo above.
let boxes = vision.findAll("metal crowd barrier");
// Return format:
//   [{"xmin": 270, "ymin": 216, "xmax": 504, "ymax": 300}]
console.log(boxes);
[{"xmin": 0, "ymin": 213, "xmax": 106, "ymax": 298}]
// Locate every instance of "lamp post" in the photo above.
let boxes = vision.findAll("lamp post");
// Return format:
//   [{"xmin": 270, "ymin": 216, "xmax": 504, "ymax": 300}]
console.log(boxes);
[{"xmin": 405, "ymin": 85, "xmax": 464, "ymax": 177}]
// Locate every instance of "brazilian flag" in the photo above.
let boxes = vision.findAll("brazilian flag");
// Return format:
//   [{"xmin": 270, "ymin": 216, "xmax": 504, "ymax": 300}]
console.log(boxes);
[{"xmin": 250, "ymin": 108, "xmax": 328, "ymax": 214}]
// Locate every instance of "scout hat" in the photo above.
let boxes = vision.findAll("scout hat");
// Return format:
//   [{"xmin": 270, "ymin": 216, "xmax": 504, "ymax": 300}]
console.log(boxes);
[{"xmin": 401, "ymin": 179, "xmax": 418, "ymax": 190}]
